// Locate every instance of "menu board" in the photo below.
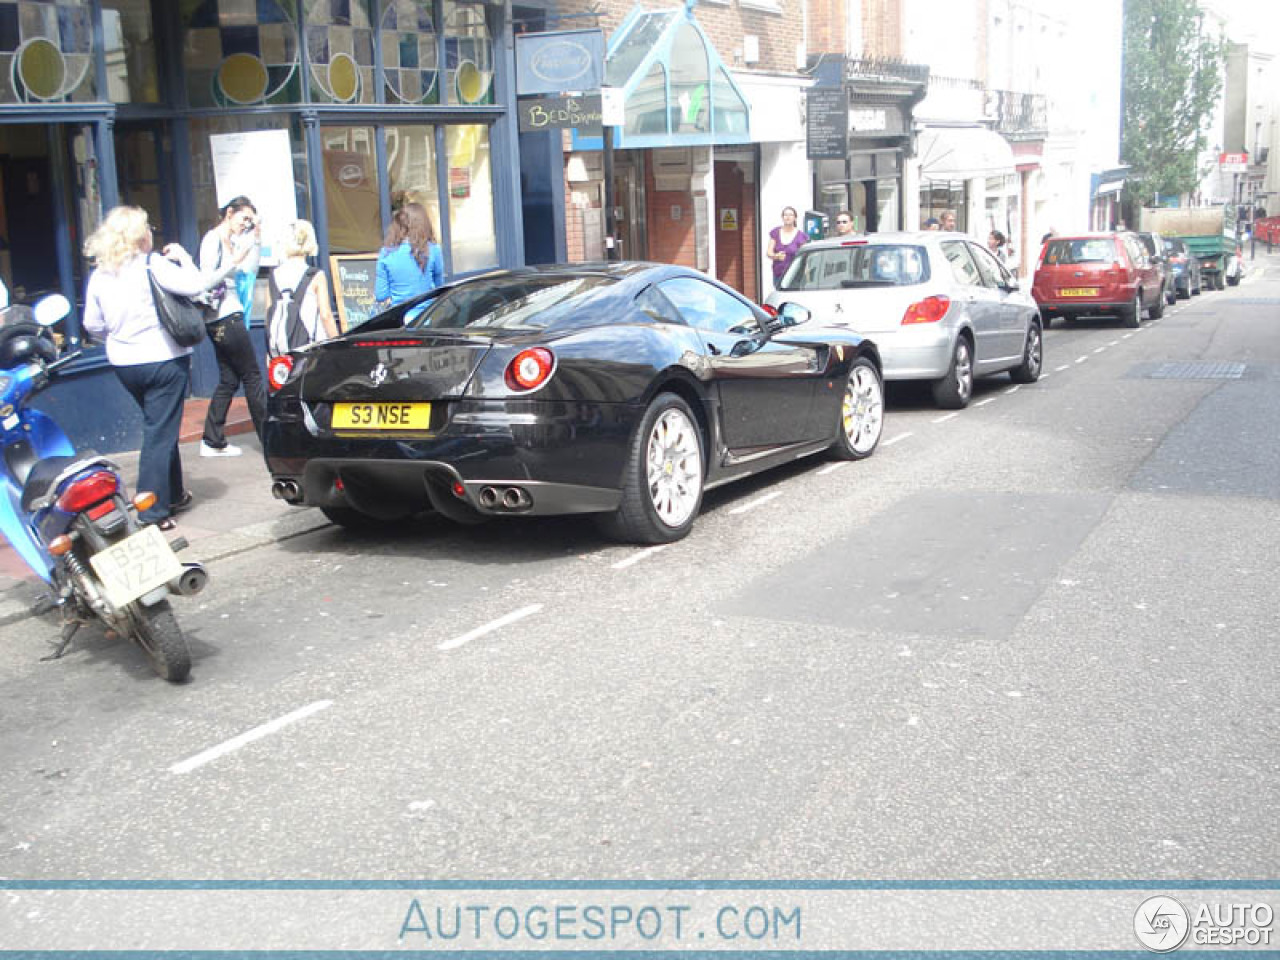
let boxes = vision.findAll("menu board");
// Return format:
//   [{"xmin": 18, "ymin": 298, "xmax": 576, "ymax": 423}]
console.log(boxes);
[
  {"xmin": 806, "ymin": 87, "xmax": 848, "ymax": 159},
  {"xmin": 329, "ymin": 254, "xmax": 380, "ymax": 332}
]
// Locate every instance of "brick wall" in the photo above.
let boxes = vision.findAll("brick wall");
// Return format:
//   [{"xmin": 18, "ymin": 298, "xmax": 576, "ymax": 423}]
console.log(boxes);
[
  {"xmin": 808, "ymin": 0, "xmax": 843, "ymax": 56},
  {"xmin": 645, "ymin": 154, "xmax": 698, "ymax": 268},
  {"xmin": 862, "ymin": 0, "xmax": 903, "ymax": 59}
]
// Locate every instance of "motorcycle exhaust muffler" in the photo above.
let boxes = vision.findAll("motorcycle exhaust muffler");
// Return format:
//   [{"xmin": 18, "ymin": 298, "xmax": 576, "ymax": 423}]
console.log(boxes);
[{"xmin": 169, "ymin": 562, "xmax": 208, "ymax": 597}]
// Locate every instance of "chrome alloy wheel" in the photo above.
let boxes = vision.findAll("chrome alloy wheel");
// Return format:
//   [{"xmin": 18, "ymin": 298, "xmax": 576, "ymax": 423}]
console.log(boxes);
[
  {"xmin": 1025, "ymin": 324, "xmax": 1043, "ymax": 376},
  {"xmin": 955, "ymin": 340, "xmax": 973, "ymax": 402},
  {"xmin": 843, "ymin": 363, "xmax": 884, "ymax": 454},
  {"xmin": 646, "ymin": 407, "xmax": 702, "ymax": 528}
]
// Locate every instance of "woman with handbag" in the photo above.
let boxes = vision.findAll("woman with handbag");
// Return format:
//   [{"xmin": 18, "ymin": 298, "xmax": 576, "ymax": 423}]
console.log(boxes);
[
  {"xmin": 198, "ymin": 195, "xmax": 264, "ymax": 458},
  {"xmin": 82, "ymin": 205, "xmax": 205, "ymax": 531}
]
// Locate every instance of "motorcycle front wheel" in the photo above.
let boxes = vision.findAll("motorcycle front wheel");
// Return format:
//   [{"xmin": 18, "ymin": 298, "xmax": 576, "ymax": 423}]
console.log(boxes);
[{"xmin": 129, "ymin": 599, "xmax": 191, "ymax": 683}]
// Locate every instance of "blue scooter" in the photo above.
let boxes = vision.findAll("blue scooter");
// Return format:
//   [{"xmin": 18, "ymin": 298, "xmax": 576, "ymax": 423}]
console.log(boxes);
[{"xmin": 0, "ymin": 295, "xmax": 206, "ymax": 682}]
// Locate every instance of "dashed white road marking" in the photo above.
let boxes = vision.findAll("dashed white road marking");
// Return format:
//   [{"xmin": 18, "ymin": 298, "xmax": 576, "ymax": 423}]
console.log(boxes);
[
  {"xmin": 974, "ymin": 398, "xmax": 995, "ymax": 407},
  {"xmin": 1039, "ymin": 372, "xmax": 1050, "ymax": 380},
  {"xmin": 1108, "ymin": 340, "xmax": 1120, "ymax": 346},
  {"xmin": 171, "ymin": 700, "xmax": 334, "ymax": 775},
  {"xmin": 818, "ymin": 461, "xmax": 848, "ymax": 476},
  {"xmin": 1135, "ymin": 327, "xmax": 1147, "ymax": 334},
  {"xmin": 438, "ymin": 604, "xmax": 543, "ymax": 651},
  {"xmin": 612, "ymin": 545, "xmax": 668, "ymax": 570},
  {"xmin": 1055, "ymin": 364, "xmax": 1070, "ymax": 372},
  {"xmin": 1121, "ymin": 333, "xmax": 1134, "ymax": 340},
  {"xmin": 730, "ymin": 491, "xmax": 783, "ymax": 515},
  {"xmin": 882, "ymin": 432, "xmax": 914, "ymax": 446},
  {"xmin": 1075, "ymin": 356, "xmax": 1089, "ymax": 363},
  {"xmin": 1093, "ymin": 346, "xmax": 1106, "ymax": 354},
  {"xmin": 932, "ymin": 412, "xmax": 960, "ymax": 423},
  {"xmin": 1003, "ymin": 385, "xmax": 1021, "ymax": 395}
]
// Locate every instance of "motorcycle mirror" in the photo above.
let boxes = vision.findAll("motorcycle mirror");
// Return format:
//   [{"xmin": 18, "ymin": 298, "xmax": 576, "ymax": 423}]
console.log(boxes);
[{"xmin": 33, "ymin": 294, "xmax": 71, "ymax": 327}]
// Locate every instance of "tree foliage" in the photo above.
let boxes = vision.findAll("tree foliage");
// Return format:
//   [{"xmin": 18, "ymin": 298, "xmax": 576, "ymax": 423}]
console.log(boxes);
[{"xmin": 1121, "ymin": 0, "xmax": 1225, "ymax": 213}]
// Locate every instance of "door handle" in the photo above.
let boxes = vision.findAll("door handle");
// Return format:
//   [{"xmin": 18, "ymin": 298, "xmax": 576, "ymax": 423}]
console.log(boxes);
[{"xmin": 706, "ymin": 342, "xmax": 722, "ymax": 356}]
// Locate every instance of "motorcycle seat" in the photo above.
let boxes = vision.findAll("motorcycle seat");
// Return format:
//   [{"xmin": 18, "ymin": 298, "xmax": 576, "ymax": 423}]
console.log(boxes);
[{"xmin": 21, "ymin": 452, "xmax": 104, "ymax": 513}]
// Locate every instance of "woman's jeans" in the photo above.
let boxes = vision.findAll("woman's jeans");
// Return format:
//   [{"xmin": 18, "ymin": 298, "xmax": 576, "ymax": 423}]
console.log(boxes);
[
  {"xmin": 114, "ymin": 355, "xmax": 190, "ymax": 523},
  {"xmin": 203, "ymin": 312, "xmax": 266, "ymax": 448}
]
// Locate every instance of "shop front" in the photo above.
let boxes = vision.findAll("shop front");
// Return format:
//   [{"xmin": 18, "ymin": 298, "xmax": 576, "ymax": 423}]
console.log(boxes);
[
  {"xmin": 916, "ymin": 125, "xmax": 1017, "ymax": 237},
  {"xmin": 0, "ymin": 0, "xmax": 521, "ymax": 451}
]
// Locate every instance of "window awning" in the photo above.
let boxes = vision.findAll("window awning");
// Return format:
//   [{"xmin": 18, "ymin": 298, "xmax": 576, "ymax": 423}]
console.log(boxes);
[{"xmin": 917, "ymin": 126, "xmax": 1015, "ymax": 181}]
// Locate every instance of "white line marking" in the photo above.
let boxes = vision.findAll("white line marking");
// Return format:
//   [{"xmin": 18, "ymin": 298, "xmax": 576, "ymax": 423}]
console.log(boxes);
[
  {"xmin": 1055, "ymin": 364, "xmax": 1070, "ymax": 372},
  {"xmin": 932, "ymin": 412, "xmax": 960, "ymax": 423},
  {"xmin": 611, "ymin": 545, "xmax": 668, "ymax": 570},
  {"xmin": 1093, "ymin": 346, "xmax": 1106, "ymax": 354},
  {"xmin": 1003, "ymin": 385, "xmax": 1021, "ymax": 395},
  {"xmin": 1121, "ymin": 333, "xmax": 1134, "ymax": 340},
  {"xmin": 171, "ymin": 700, "xmax": 334, "ymax": 775},
  {"xmin": 818, "ymin": 461, "xmax": 848, "ymax": 476},
  {"xmin": 1039, "ymin": 372, "xmax": 1050, "ymax": 380},
  {"xmin": 1075, "ymin": 356, "xmax": 1089, "ymax": 363},
  {"xmin": 730, "ymin": 491, "xmax": 783, "ymax": 515},
  {"xmin": 1108, "ymin": 340, "xmax": 1120, "ymax": 346},
  {"xmin": 882, "ymin": 432, "xmax": 914, "ymax": 446},
  {"xmin": 974, "ymin": 398, "xmax": 995, "ymax": 407},
  {"xmin": 1134, "ymin": 327, "xmax": 1147, "ymax": 334},
  {"xmin": 438, "ymin": 604, "xmax": 543, "ymax": 651}
]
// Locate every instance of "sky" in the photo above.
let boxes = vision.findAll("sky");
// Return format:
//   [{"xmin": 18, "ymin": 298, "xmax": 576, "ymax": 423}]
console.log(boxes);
[{"xmin": 1198, "ymin": 1, "xmax": 1280, "ymax": 50}]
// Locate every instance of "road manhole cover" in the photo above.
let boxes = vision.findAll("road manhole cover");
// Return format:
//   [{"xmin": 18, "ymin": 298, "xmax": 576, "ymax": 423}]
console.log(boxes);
[{"xmin": 1147, "ymin": 361, "xmax": 1246, "ymax": 380}]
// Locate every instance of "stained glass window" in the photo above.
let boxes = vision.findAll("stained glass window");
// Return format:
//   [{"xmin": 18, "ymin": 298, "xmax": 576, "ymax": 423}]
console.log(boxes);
[
  {"xmin": 0, "ymin": 0, "xmax": 95, "ymax": 104},
  {"xmin": 183, "ymin": 0, "xmax": 300, "ymax": 107},
  {"xmin": 381, "ymin": 0, "xmax": 437, "ymax": 105},
  {"xmin": 306, "ymin": 0, "xmax": 374, "ymax": 104}
]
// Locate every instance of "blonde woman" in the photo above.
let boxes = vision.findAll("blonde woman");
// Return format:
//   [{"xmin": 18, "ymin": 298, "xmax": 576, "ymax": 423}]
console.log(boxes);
[
  {"xmin": 82, "ymin": 206, "xmax": 205, "ymax": 530},
  {"xmin": 268, "ymin": 220, "xmax": 338, "ymax": 356}
]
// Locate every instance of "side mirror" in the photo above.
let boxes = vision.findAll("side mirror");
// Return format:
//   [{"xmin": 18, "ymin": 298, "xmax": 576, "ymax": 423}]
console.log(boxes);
[
  {"xmin": 1003, "ymin": 277, "xmax": 1021, "ymax": 292},
  {"xmin": 776, "ymin": 302, "xmax": 811, "ymax": 327},
  {"xmin": 33, "ymin": 294, "xmax": 71, "ymax": 327}
]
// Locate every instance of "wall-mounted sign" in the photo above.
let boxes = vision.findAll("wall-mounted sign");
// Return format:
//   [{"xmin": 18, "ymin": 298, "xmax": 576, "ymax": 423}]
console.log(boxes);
[
  {"xmin": 719, "ymin": 208, "xmax": 738, "ymax": 231},
  {"xmin": 806, "ymin": 87, "xmax": 847, "ymax": 159},
  {"xmin": 849, "ymin": 108, "xmax": 887, "ymax": 132},
  {"xmin": 517, "ymin": 94, "xmax": 603, "ymax": 134},
  {"xmin": 516, "ymin": 29, "xmax": 604, "ymax": 96},
  {"xmin": 1220, "ymin": 151, "xmax": 1248, "ymax": 172}
]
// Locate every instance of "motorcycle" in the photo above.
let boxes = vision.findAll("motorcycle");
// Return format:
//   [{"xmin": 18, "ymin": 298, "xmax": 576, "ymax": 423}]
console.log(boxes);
[{"xmin": 0, "ymin": 295, "xmax": 207, "ymax": 682}]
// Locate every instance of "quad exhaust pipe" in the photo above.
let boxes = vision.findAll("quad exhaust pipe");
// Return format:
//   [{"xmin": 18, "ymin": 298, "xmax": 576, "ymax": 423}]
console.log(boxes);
[
  {"xmin": 271, "ymin": 479, "xmax": 302, "ymax": 503},
  {"xmin": 477, "ymin": 485, "xmax": 531, "ymax": 511}
]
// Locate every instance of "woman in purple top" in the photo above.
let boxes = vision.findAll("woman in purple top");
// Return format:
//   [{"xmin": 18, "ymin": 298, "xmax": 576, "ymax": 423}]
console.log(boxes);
[{"xmin": 767, "ymin": 206, "xmax": 807, "ymax": 284}]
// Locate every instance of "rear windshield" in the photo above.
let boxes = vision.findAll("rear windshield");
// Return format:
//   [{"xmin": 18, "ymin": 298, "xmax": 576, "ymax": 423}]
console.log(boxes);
[
  {"xmin": 1042, "ymin": 238, "xmax": 1117, "ymax": 265},
  {"xmin": 778, "ymin": 244, "xmax": 929, "ymax": 290},
  {"xmin": 1164, "ymin": 238, "xmax": 1187, "ymax": 254},
  {"xmin": 410, "ymin": 275, "xmax": 617, "ymax": 330}
]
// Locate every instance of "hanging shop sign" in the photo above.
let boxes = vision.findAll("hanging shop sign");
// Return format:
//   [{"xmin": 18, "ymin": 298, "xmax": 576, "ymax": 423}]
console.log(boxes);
[
  {"xmin": 517, "ymin": 94, "xmax": 603, "ymax": 134},
  {"xmin": 516, "ymin": 29, "xmax": 604, "ymax": 96}
]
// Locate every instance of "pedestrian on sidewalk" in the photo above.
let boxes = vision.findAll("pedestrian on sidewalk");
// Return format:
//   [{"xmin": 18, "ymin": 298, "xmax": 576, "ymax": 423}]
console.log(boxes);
[
  {"xmin": 375, "ymin": 202, "xmax": 444, "ymax": 322},
  {"xmin": 268, "ymin": 220, "xmax": 339, "ymax": 356},
  {"xmin": 82, "ymin": 205, "xmax": 203, "ymax": 530},
  {"xmin": 199, "ymin": 196, "xmax": 266, "ymax": 458}
]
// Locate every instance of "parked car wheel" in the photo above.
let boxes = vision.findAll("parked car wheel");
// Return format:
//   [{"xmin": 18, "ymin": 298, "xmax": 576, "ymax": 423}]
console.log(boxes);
[
  {"xmin": 1009, "ymin": 321, "xmax": 1043, "ymax": 384},
  {"xmin": 1165, "ymin": 284, "xmax": 1177, "ymax": 306},
  {"xmin": 831, "ymin": 357, "xmax": 884, "ymax": 460},
  {"xmin": 599, "ymin": 392, "xmax": 704, "ymax": 544},
  {"xmin": 1122, "ymin": 291, "xmax": 1143, "ymax": 328},
  {"xmin": 1149, "ymin": 288, "xmax": 1165, "ymax": 319},
  {"xmin": 1176, "ymin": 280, "xmax": 1190, "ymax": 300},
  {"xmin": 932, "ymin": 335, "xmax": 973, "ymax": 409}
]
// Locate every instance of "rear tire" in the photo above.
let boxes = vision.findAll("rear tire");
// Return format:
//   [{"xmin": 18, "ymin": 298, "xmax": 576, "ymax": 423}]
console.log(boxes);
[
  {"xmin": 1009, "ymin": 322, "xmax": 1043, "ymax": 384},
  {"xmin": 1122, "ymin": 291, "xmax": 1142, "ymax": 328},
  {"xmin": 598, "ymin": 393, "xmax": 704, "ymax": 544},
  {"xmin": 1164, "ymin": 285, "xmax": 1176, "ymax": 306},
  {"xmin": 1227, "ymin": 274, "xmax": 1240, "ymax": 287},
  {"xmin": 130, "ymin": 600, "xmax": 190, "ymax": 683},
  {"xmin": 931, "ymin": 335, "xmax": 974, "ymax": 409},
  {"xmin": 831, "ymin": 357, "xmax": 884, "ymax": 460},
  {"xmin": 1149, "ymin": 290, "xmax": 1165, "ymax": 319}
]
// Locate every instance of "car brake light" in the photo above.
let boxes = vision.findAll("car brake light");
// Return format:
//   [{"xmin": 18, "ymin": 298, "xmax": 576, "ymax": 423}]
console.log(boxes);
[
  {"xmin": 267, "ymin": 355, "xmax": 294, "ymax": 392},
  {"xmin": 56, "ymin": 470, "xmax": 118, "ymax": 513},
  {"xmin": 505, "ymin": 348, "xmax": 555, "ymax": 391},
  {"xmin": 901, "ymin": 295, "xmax": 950, "ymax": 325},
  {"xmin": 841, "ymin": 240, "xmax": 868, "ymax": 246}
]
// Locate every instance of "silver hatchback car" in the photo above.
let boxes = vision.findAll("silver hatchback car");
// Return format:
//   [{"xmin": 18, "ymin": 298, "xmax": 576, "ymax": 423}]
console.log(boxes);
[{"xmin": 765, "ymin": 232, "xmax": 1043, "ymax": 408}]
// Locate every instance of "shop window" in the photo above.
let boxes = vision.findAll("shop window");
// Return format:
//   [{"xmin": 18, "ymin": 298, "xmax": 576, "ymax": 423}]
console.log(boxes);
[
  {"xmin": 668, "ymin": 22, "xmax": 709, "ymax": 134},
  {"xmin": 321, "ymin": 125, "xmax": 381, "ymax": 254},
  {"xmin": 306, "ymin": 0, "xmax": 375, "ymax": 104},
  {"xmin": 0, "ymin": 0, "xmax": 96, "ymax": 104},
  {"xmin": 387, "ymin": 124, "xmax": 441, "ymax": 244},
  {"xmin": 446, "ymin": 124, "xmax": 496, "ymax": 272},
  {"xmin": 102, "ymin": 0, "xmax": 158, "ymax": 103},
  {"xmin": 381, "ymin": 0, "xmax": 438, "ymax": 104},
  {"xmin": 183, "ymin": 0, "xmax": 300, "ymax": 108},
  {"xmin": 444, "ymin": 0, "xmax": 493, "ymax": 106}
]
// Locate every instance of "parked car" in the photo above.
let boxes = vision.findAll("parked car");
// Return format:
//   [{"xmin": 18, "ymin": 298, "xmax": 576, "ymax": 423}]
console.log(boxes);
[
  {"xmin": 264, "ymin": 263, "xmax": 886, "ymax": 544},
  {"xmin": 1162, "ymin": 237, "xmax": 1202, "ymax": 298},
  {"xmin": 1032, "ymin": 232, "xmax": 1165, "ymax": 328},
  {"xmin": 764, "ymin": 232, "xmax": 1043, "ymax": 409},
  {"xmin": 1135, "ymin": 230, "xmax": 1177, "ymax": 306}
]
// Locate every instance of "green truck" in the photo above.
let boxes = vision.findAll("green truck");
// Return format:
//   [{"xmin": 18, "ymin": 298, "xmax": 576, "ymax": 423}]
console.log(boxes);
[{"xmin": 1139, "ymin": 204, "xmax": 1238, "ymax": 290}]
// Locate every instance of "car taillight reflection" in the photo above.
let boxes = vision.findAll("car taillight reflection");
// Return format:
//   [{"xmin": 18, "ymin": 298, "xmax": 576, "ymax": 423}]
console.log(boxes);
[{"xmin": 901, "ymin": 295, "xmax": 950, "ymax": 325}]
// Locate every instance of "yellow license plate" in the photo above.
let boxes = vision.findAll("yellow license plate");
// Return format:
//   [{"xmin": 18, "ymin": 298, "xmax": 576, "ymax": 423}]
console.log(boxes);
[
  {"xmin": 1059, "ymin": 288, "xmax": 1099, "ymax": 297},
  {"xmin": 332, "ymin": 402, "xmax": 432, "ymax": 431},
  {"xmin": 89, "ymin": 524, "xmax": 184, "ymax": 608}
]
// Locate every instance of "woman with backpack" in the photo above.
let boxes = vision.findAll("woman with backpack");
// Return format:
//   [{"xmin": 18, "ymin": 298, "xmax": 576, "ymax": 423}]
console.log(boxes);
[
  {"xmin": 267, "ymin": 220, "xmax": 338, "ymax": 358},
  {"xmin": 375, "ymin": 202, "xmax": 444, "ymax": 321}
]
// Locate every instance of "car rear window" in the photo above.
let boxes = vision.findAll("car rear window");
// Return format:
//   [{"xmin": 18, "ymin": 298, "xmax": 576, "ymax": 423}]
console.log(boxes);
[
  {"xmin": 1042, "ymin": 238, "xmax": 1117, "ymax": 265},
  {"xmin": 1164, "ymin": 238, "xmax": 1188, "ymax": 254},
  {"xmin": 778, "ymin": 244, "xmax": 929, "ymax": 290},
  {"xmin": 410, "ymin": 275, "xmax": 618, "ymax": 330}
]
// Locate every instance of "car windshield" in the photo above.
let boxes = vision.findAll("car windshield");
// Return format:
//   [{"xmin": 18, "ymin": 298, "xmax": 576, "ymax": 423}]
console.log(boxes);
[
  {"xmin": 1043, "ymin": 238, "xmax": 1116, "ymax": 265},
  {"xmin": 778, "ymin": 244, "xmax": 929, "ymax": 290},
  {"xmin": 410, "ymin": 275, "xmax": 618, "ymax": 331},
  {"xmin": 1164, "ymin": 239, "xmax": 1187, "ymax": 254}
]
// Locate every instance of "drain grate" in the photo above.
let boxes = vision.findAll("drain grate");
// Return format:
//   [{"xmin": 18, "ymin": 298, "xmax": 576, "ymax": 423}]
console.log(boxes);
[{"xmin": 1148, "ymin": 361, "xmax": 1246, "ymax": 380}]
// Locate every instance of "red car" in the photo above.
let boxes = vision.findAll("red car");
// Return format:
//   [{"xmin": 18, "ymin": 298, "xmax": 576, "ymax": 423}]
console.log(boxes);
[{"xmin": 1032, "ymin": 232, "xmax": 1165, "ymax": 328}]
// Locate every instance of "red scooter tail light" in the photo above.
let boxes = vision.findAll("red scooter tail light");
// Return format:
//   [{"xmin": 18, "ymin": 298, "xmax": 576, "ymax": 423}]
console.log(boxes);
[
  {"xmin": 267, "ymin": 355, "xmax": 294, "ymax": 392},
  {"xmin": 901, "ymin": 295, "xmax": 950, "ymax": 325},
  {"xmin": 505, "ymin": 348, "xmax": 555, "ymax": 391},
  {"xmin": 56, "ymin": 470, "xmax": 118, "ymax": 513}
]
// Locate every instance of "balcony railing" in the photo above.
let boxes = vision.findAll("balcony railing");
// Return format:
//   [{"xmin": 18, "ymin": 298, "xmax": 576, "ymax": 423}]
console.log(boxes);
[{"xmin": 989, "ymin": 90, "xmax": 1047, "ymax": 137}]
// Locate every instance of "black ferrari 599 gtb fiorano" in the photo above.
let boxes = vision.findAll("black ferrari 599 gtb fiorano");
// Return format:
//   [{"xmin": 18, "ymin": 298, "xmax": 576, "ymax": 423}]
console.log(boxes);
[{"xmin": 264, "ymin": 262, "xmax": 884, "ymax": 544}]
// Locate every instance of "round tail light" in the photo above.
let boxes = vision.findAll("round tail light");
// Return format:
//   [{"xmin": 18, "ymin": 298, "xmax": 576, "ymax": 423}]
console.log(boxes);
[
  {"xmin": 505, "ymin": 348, "xmax": 555, "ymax": 391},
  {"xmin": 267, "ymin": 355, "xmax": 294, "ymax": 392}
]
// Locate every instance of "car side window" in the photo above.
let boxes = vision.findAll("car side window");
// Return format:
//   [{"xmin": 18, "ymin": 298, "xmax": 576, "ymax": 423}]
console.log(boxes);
[
  {"xmin": 1125, "ymin": 237, "xmax": 1146, "ymax": 267},
  {"xmin": 968, "ymin": 243, "xmax": 1005, "ymax": 288},
  {"xmin": 658, "ymin": 277, "xmax": 761, "ymax": 336},
  {"xmin": 941, "ymin": 240, "xmax": 983, "ymax": 287}
]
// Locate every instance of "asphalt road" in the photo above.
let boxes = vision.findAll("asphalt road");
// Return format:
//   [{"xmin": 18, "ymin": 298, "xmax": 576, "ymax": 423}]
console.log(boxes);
[{"xmin": 1, "ymin": 267, "xmax": 1278, "ymax": 882}]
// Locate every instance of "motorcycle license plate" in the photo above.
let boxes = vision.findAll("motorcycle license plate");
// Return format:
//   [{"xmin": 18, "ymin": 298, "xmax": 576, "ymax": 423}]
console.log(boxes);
[
  {"xmin": 332, "ymin": 402, "xmax": 431, "ymax": 431},
  {"xmin": 89, "ymin": 524, "xmax": 184, "ymax": 608}
]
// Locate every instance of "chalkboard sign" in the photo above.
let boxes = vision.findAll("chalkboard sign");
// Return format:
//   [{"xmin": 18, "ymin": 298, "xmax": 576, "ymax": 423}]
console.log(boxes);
[
  {"xmin": 330, "ymin": 254, "xmax": 380, "ymax": 331},
  {"xmin": 806, "ymin": 87, "xmax": 847, "ymax": 159}
]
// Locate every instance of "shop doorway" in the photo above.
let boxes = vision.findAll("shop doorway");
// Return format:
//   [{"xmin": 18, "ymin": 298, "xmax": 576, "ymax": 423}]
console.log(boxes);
[
  {"xmin": 612, "ymin": 151, "xmax": 646, "ymax": 262},
  {"xmin": 115, "ymin": 122, "xmax": 179, "ymax": 247},
  {"xmin": 713, "ymin": 152, "xmax": 758, "ymax": 299}
]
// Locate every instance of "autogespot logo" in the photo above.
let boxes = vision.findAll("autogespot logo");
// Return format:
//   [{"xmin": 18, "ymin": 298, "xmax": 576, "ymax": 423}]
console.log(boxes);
[{"xmin": 1135, "ymin": 896, "xmax": 1191, "ymax": 952}]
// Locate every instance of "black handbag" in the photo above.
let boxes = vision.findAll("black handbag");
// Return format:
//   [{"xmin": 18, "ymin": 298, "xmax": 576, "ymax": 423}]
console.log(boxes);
[{"xmin": 147, "ymin": 255, "xmax": 207, "ymax": 346}]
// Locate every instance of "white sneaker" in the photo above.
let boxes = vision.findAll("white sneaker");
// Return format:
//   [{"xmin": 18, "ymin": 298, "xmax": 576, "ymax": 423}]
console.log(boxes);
[{"xmin": 200, "ymin": 441, "xmax": 243, "ymax": 458}]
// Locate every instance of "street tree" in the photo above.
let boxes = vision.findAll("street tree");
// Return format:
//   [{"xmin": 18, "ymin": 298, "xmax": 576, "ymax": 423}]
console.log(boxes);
[{"xmin": 1121, "ymin": 0, "xmax": 1225, "ymax": 219}]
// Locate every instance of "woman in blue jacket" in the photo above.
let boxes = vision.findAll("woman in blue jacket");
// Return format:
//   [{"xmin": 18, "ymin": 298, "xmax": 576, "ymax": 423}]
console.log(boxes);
[{"xmin": 375, "ymin": 202, "xmax": 444, "ymax": 320}]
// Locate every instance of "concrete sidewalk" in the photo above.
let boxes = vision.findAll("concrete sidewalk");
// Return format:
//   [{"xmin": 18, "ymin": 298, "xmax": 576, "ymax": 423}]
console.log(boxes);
[{"xmin": 0, "ymin": 398, "xmax": 328, "ymax": 626}]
